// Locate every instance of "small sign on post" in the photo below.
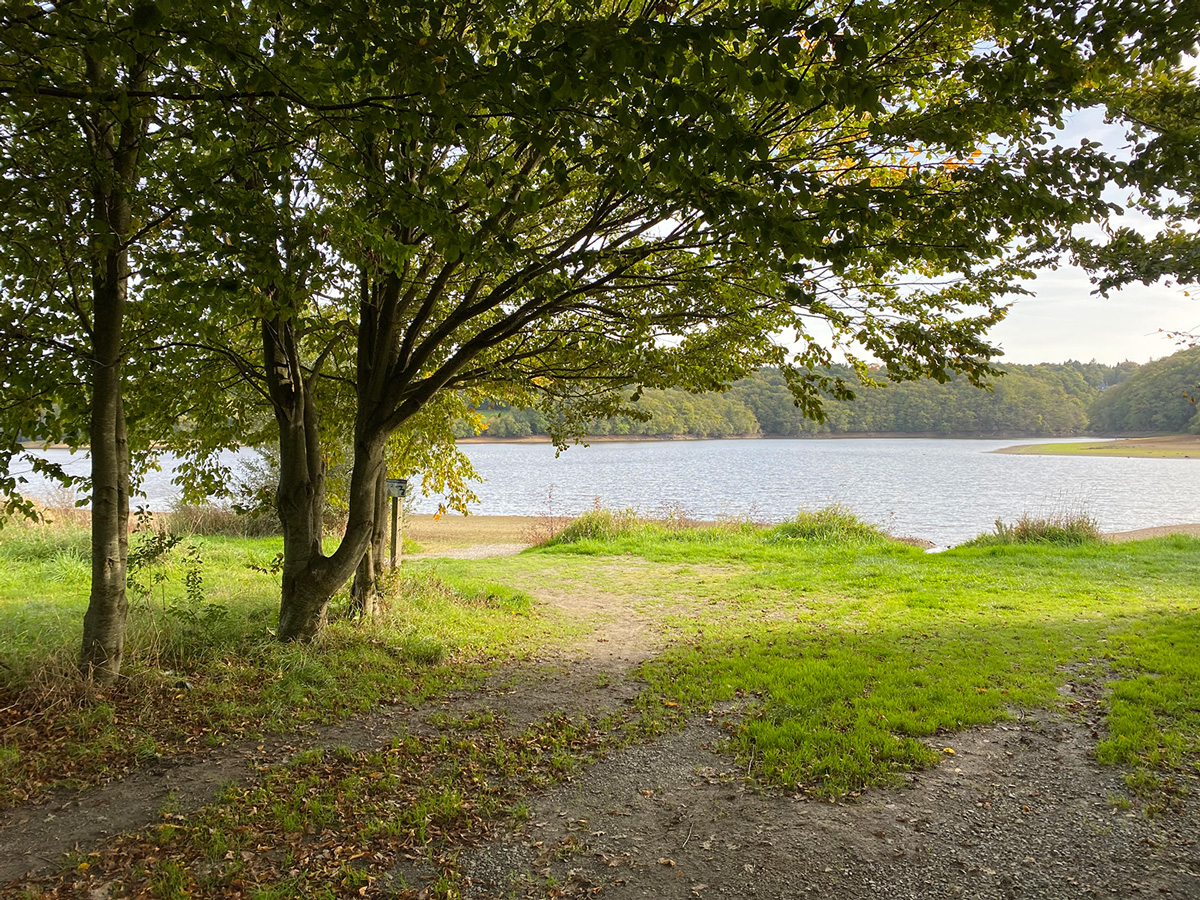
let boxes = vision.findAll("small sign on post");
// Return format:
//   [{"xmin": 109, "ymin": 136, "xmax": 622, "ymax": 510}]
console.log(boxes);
[{"xmin": 385, "ymin": 478, "xmax": 408, "ymax": 567}]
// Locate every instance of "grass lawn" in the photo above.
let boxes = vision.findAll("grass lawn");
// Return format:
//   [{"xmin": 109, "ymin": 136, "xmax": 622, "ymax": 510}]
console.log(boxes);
[
  {"xmin": 995, "ymin": 435, "xmax": 1200, "ymax": 459},
  {"xmin": 3, "ymin": 509, "xmax": 1200, "ymax": 897},
  {"xmin": 433, "ymin": 512, "xmax": 1200, "ymax": 800},
  {"xmin": 0, "ymin": 518, "xmax": 585, "ymax": 808}
]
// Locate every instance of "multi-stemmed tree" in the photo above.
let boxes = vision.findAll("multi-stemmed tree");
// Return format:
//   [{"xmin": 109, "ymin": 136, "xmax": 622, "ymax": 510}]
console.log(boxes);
[
  {"xmin": 3, "ymin": 0, "xmax": 1197, "ymax": 674},
  {"xmin": 253, "ymin": 0, "xmax": 1132, "ymax": 640}
]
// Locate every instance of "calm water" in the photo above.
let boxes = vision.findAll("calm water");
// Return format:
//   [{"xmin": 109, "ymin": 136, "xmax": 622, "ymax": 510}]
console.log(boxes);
[{"xmin": 14, "ymin": 438, "xmax": 1200, "ymax": 546}]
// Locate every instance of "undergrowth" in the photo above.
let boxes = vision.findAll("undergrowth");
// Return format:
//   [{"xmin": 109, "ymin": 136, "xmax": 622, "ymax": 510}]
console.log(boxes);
[
  {"xmin": 0, "ymin": 529, "xmax": 568, "ymax": 808},
  {"xmin": 964, "ymin": 511, "xmax": 1103, "ymax": 546}
]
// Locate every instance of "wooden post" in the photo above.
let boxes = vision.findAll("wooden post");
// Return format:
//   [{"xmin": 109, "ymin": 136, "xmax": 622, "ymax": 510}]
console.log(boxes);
[
  {"xmin": 385, "ymin": 477, "xmax": 409, "ymax": 569},
  {"xmin": 390, "ymin": 494, "xmax": 399, "ymax": 568}
]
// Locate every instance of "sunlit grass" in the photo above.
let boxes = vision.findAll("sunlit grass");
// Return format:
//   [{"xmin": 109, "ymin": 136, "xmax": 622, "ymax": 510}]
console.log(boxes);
[
  {"xmin": 450, "ymin": 523, "xmax": 1200, "ymax": 800},
  {"xmin": 4, "ymin": 511, "xmax": 1200, "ymax": 810},
  {"xmin": 0, "ymin": 521, "xmax": 579, "ymax": 806}
]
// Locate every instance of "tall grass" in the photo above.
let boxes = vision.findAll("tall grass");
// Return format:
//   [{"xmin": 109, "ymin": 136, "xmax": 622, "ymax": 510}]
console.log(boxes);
[
  {"xmin": 965, "ymin": 511, "xmax": 1102, "ymax": 547},
  {"xmin": 165, "ymin": 501, "xmax": 281, "ymax": 537},
  {"xmin": 543, "ymin": 507, "xmax": 642, "ymax": 546},
  {"xmin": 766, "ymin": 504, "xmax": 889, "ymax": 544}
]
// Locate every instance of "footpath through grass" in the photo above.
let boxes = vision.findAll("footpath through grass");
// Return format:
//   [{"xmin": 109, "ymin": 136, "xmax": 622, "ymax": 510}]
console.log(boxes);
[
  {"xmin": 436, "ymin": 509, "xmax": 1200, "ymax": 801},
  {"xmin": 0, "ymin": 519, "xmax": 583, "ymax": 809},
  {"xmin": 3, "ymin": 509, "xmax": 1200, "ymax": 898}
]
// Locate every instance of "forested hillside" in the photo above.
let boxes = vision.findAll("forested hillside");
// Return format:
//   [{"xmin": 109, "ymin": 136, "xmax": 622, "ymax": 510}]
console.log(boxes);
[
  {"xmin": 463, "ymin": 359, "xmax": 1149, "ymax": 439},
  {"xmin": 1089, "ymin": 347, "xmax": 1200, "ymax": 434}
]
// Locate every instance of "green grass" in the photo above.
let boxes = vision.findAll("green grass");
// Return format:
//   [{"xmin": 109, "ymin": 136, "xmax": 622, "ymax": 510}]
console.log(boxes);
[
  {"xmin": 8, "ymin": 508, "xmax": 1200, "ymax": 897},
  {"xmin": 997, "ymin": 438, "xmax": 1200, "ymax": 459},
  {"xmin": 0, "ymin": 519, "xmax": 579, "ymax": 807},
  {"xmin": 10, "ymin": 513, "xmax": 1196, "ymax": 806},
  {"xmin": 434, "ymin": 522, "xmax": 1200, "ymax": 800}
]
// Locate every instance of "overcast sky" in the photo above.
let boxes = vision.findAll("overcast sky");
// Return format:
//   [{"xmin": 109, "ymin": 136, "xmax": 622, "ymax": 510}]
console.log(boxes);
[
  {"xmin": 988, "ymin": 264, "xmax": 1197, "ymax": 365},
  {"xmin": 984, "ymin": 106, "xmax": 1199, "ymax": 366}
]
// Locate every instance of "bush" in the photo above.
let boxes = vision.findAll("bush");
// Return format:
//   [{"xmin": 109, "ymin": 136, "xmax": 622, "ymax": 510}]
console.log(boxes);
[
  {"xmin": 543, "ymin": 507, "xmax": 642, "ymax": 546},
  {"xmin": 766, "ymin": 506, "xmax": 888, "ymax": 544},
  {"xmin": 165, "ymin": 501, "xmax": 281, "ymax": 537},
  {"xmin": 964, "ymin": 512, "xmax": 1102, "ymax": 547}
]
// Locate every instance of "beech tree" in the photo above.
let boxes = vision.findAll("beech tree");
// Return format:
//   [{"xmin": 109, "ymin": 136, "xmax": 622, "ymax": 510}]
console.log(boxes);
[
  {"xmin": 0, "ymin": 0, "xmax": 243, "ymax": 681},
  {"xmin": 193, "ymin": 0, "xmax": 1143, "ymax": 640},
  {"xmin": 5, "ymin": 0, "xmax": 1197, "ymax": 668}
]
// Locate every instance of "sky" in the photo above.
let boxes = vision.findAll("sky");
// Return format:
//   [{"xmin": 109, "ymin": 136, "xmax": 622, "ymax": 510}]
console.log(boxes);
[
  {"xmin": 988, "ymin": 263, "xmax": 1197, "ymax": 366},
  {"xmin": 983, "ymin": 107, "xmax": 1199, "ymax": 366}
]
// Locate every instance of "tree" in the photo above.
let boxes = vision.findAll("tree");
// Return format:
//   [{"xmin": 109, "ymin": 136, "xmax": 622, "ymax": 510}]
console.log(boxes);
[
  {"xmin": 0, "ymin": 1, "xmax": 228, "ymax": 681},
  {"xmin": 1088, "ymin": 346, "xmax": 1200, "ymax": 434},
  {"xmin": 6, "ymin": 0, "xmax": 1194, "ymax": 657},
  {"xmin": 159, "ymin": 0, "xmax": 1170, "ymax": 641},
  {"xmin": 1073, "ymin": 38, "xmax": 1200, "ymax": 309}
]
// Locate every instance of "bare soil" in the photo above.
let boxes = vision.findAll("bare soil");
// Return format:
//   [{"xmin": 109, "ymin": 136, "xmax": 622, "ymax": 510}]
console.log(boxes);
[
  {"xmin": 405, "ymin": 514, "xmax": 535, "ymax": 552},
  {"xmin": 4, "ymin": 524, "xmax": 1200, "ymax": 898},
  {"xmin": 1104, "ymin": 524, "xmax": 1200, "ymax": 542}
]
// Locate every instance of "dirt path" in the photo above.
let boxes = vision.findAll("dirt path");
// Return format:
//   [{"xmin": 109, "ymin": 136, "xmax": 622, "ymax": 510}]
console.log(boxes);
[
  {"xmin": 4, "ymin": 541, "xmax": 1200, "ymax": 897},
  {"xmin": 455, "ymin": 708, "xmax": 1200, "ymax": 899},
  {"xmin": 408, "ymin": 543, "xmax": 531, "ymax": 560},
  {"xmin": 0, "ymin": 552, "xmax": 650, "ymax": 886}
]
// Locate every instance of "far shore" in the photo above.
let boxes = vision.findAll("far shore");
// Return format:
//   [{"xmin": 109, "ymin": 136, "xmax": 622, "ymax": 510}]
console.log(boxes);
[
  {"xmin": 23, "ymin": 433, "xmax": 1155, "ymax": 452},
  {"xmin": 455, "ymin": 431, "xmax": 1086, "ymax": 444},
  {"xmin": 994, "ymin": 435, "xmax": 1200, "ymax": 460}
]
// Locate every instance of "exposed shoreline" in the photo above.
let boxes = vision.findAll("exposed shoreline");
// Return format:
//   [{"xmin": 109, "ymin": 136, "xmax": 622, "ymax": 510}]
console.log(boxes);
[
  {"xmin": 994, "ymin": 435, "xmax": 1200, "ymax": 459},
  {"xmin": 455, "ymin": 431, "xmax": 1091, "ymax": 444},
  {"xmin": 403, "ymin": 513, "xmax": 1200, "ymax": 553}
]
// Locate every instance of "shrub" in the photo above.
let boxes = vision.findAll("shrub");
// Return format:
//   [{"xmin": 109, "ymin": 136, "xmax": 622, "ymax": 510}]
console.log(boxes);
[
  {"xmin": 965, "ymin": 512, "xmax": 1102, "ymax": 547},
  {"xmin": 543, "ymin": 507, "xmax": 642, "ymax": 546},
  {"xmin": 766, "ymin": 505, "xmax": 888, "ymax": 544}
]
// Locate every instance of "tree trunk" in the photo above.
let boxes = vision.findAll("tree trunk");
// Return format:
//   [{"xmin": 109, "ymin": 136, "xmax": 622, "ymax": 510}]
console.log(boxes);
[
  {"xmin": 77, "ymin": 52, "xmax": 147, "ymax": 683},
  {"xmin": 79, "ymin": 232, "xmax": 133, "ymax": 682},
  {"xmin": 349, "ymin": 469, "xmax": 388, "ymax": 618},
  {"xmin": 266, "ymin": 314, "xmax": 384, "ymax": 641},
  {"xmin": 79, "ymin": 359, "xmax": 130, "ymax": 682}
]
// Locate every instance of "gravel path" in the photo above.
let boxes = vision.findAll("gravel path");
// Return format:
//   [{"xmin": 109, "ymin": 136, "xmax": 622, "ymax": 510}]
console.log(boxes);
[{"xmin": 457, "ymin": 705, "xmax": 1200, "ymax": 899}]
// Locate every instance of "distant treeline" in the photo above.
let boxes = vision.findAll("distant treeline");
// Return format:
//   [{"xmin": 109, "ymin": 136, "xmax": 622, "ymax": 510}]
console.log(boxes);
[
  {"xmin": 1089, "ymin": 346, "xmax": 1200, "ymax": 434},
  {"xmin": 458, "ymin": 354, "xmax": 1197, "ymax": 439}
]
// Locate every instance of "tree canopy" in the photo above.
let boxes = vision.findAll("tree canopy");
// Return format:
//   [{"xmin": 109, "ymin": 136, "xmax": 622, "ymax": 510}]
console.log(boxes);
[
  {"xmin": 1088, "ymin": 347, "xmax": 1200, "ymax": 434},
  {"xmin": 2, "ymin": 0, "xmax": 1197, "ymax": 672}
]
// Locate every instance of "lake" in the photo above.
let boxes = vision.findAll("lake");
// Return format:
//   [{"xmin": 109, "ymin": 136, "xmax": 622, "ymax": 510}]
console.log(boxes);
[{"xmin": 12, "ymin": 438, "xmax": 1200, "ymax": 546}]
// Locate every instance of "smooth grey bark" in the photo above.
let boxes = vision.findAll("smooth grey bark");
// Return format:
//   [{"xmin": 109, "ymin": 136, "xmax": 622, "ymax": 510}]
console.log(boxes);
[
  {"xmin": 265, "ymin": 312, "xmax": 384, "ymax": 641},
  {"xmin": 78, "ymin": 51, "xmax": 149, "ymax": 683},
  {"xmin": 349, "ymin": 469, "xmax": 388, "ymax": 619}
]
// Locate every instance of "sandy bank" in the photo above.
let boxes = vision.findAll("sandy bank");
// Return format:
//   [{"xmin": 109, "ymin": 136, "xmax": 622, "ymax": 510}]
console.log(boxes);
[{"xmin": 995, "ymin": 435, "xmax": 1200, "ymax": 459}]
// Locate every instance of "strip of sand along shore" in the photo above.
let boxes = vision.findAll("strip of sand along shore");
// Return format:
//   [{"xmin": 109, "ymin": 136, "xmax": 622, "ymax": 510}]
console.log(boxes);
[
  {"xmin": 995, "ymin": 435, "xmax": 1200, "ymax": 459},
  {"xmin": 403, "ymin": 513, "xmax": 1200, "ymax": 555}
]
